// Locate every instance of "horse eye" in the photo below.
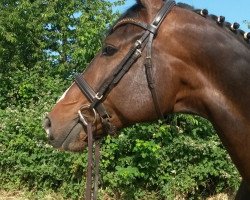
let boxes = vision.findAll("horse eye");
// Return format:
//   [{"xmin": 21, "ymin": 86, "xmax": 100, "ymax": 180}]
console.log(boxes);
[{"xmin": 102, "ymin": 45, "xmax": 118, "ymax": 56}]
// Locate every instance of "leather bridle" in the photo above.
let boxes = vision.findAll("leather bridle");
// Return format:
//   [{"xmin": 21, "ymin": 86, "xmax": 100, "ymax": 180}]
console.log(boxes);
[{"xmin": 75, "ymin": 0, "xmax": 176, "ymax": 199}]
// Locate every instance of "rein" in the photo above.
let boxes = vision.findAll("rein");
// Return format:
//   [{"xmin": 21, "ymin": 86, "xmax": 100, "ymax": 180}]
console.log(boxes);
[
  {"xmin": 75, "ymin": 0, "xmax": 176, "ymax": 199},
  {"xmin": 85, "ymin": 123, "xmax": 100, "ymax": 200}
]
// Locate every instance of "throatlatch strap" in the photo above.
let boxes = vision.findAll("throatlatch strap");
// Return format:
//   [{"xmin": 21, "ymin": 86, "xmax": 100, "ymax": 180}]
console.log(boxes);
[{"xmin": 145, "ymin": 33, "xmax": 164, "ymax": 119}]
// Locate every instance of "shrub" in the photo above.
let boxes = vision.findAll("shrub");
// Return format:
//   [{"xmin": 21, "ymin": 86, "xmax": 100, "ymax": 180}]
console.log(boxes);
[
  {"xmin": 0, "ymin": 103, "xmax": 240, "ymax": 199},
  {"xmin": 100, "ymin": 115, "xmax": 240, "ymax": 199},
  {"xmin": 0, "ymin": 102, "xmax": 86, "ymax": 200}
]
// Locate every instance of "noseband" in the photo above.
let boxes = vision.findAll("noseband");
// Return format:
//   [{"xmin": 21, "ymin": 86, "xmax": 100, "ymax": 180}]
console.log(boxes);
[{"xmin": 75, "ymin": 0, "xmax": 176, "ymax": 199}]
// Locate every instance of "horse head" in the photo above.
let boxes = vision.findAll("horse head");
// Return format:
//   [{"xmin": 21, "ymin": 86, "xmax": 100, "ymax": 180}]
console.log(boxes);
[{"xmin": 43, "ymin": 0, "xmax": 179, "ymax": 151}]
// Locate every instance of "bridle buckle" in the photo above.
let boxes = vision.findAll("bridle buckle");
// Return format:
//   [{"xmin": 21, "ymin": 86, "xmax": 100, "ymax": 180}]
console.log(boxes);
[{"xmin": 95, "ymin": 93, "xmax": 103, "ymax": 100}]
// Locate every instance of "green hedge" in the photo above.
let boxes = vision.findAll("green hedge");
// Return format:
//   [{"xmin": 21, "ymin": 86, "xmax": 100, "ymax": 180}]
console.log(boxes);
[
  {"xmin": 0, "ymin": 103, "xmax": 86, "ymax": 199},
  {"xmin": 101, "ymin": 116, "xmax": 240, "ymax": 199},
  {"xmin": 0, "ymin": 102, "xmax": 240, "ymax": 199}
]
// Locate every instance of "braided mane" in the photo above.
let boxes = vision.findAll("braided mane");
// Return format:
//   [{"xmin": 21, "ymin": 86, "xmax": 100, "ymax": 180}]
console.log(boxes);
[
  {"xmin": 113, "ymin": 2, "xmax": 250, "ymax": 47},
  {"xmin": 177, "ymin": 3, "xmax": 250, "ymax": 47}
]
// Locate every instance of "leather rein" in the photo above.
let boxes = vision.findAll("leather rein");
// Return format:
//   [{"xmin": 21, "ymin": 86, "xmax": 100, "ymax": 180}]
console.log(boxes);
[{"xmin": 75, "ymin": 1, "xmax": 176, "ymax": 199}]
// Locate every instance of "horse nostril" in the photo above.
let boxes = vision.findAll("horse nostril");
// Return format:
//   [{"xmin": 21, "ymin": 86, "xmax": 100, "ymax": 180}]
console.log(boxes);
[
  {"xmin": 44, "ymin": 116, "xmax": 51, "ymax": 129},
  {"xmin": 43, "ymin": 116, "xmax": 54, "ymax": 140}
]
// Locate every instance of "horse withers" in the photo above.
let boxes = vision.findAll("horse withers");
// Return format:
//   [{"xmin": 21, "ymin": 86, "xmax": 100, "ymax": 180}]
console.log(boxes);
[{"xmin": 43, "ymin": 0, "xmax": 250, "ymax": 199}]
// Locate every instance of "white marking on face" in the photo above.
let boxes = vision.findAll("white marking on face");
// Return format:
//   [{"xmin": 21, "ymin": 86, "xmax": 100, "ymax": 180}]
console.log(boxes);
[{"xmin": 57, "ymin": 84, "xmax": 73, "ymax": 103}]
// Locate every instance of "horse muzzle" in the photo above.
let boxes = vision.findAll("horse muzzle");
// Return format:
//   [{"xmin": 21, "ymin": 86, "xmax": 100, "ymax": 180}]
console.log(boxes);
[{"xmin": 43, "ymin": 115, "xmax": 88, "ymax": 152}]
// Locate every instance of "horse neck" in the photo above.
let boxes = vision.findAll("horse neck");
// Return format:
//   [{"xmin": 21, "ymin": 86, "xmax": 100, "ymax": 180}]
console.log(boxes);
[
  {"xmin": 160, "ymin": 7, "xmax": 250, "ymax": 181},
  {"xmin": 164, "ymin": 7, "xmax": 250, "ymax": 119}
]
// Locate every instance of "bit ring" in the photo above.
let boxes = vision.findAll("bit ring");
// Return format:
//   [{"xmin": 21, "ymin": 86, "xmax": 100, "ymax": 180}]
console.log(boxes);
[{"xmin": 78, "ymin": 104, "xmax": 97, "ymax": 126}]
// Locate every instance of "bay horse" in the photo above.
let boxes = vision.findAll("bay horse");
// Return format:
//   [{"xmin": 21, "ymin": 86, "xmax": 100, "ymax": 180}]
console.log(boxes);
[{"xmin": 44, "ymin": 0, "xmax": 250, "ymax": 199}]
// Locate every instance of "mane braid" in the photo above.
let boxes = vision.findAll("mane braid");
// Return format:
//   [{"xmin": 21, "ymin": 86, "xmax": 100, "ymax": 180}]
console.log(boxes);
[{"xmin": 177, "ymin": 2, "xmax": 250, "ymax": 47}]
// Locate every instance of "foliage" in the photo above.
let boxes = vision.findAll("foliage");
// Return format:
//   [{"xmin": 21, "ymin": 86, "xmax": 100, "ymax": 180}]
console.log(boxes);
[
  {"xmin": 0, "ymin": 0, "xmax": 119, "ymax": 109},
  {"xmin": 101, "ymin": 116, "xmax": 240, "ymax": 199},
  {"xmin": 0, "ymin": 103, "xmax": 87, "ymax": 199},
  {"xmin": 0, "ymin": 104, "xmax": 240, "ymax": 199},
  {"xmin": 0, "ymin": 0, "xmax": 241, "ymax": 199}
]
